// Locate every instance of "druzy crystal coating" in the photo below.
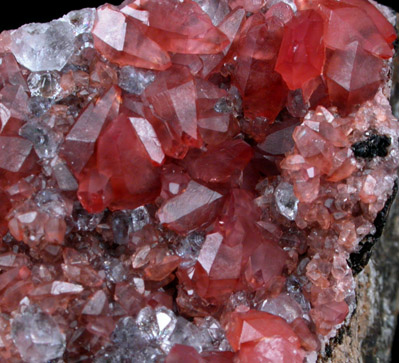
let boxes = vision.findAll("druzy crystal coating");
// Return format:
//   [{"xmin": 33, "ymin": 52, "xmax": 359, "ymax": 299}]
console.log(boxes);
[{"xmin": 0, "ymin": 0, "xmax": 397, "ymax": 362}]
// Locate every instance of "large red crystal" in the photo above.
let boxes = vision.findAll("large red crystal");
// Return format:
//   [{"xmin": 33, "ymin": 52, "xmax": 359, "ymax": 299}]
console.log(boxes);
[
  {"xmin": 78, "ymin": 113, "xmax": 161, "ymax": 212},
  {"xmin": 225, "ymin": 310, "xmax": 305, "ymax": 362},
  {"xmin": 275, "ymin": 10, "xmax": 325, "ymax": 91},
  {"xmin": 0, "ymin": 0, "xmax": 397, "ymax": 362}
]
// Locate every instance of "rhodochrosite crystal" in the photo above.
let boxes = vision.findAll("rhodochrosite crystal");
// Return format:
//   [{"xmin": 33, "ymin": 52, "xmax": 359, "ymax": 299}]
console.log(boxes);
[{"xmin": 0, "ymin": 0, "xmax": 397, "ymax": 362}]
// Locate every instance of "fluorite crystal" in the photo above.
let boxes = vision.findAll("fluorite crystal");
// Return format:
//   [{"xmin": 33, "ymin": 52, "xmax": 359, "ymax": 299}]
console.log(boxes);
[{"xmin": 0, "ymin": 0, "xmax": 397, "ymax": 362}]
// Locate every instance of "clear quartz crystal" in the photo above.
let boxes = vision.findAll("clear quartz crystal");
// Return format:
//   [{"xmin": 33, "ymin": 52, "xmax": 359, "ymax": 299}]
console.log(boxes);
[
  {"xmin": 19, "ymin": 122, "xmax": 62, "ymax": 159},
  {"xmin": 112, "ymin": 206, "xmax": 150, "ymax": 245},
  {"xmin": 131, "ymin": 206, "xmax": 151, "ymax": 232},
  {"xmin": 27, "ymin": 71, "xmax": 62, "ymax": 99},
  {"xmin": 196, "ymin": 316, "xmax": 232, "ymax": 351},
  {"xmin": 274, "ymin": 181, "xmax": 299, "ymax": 221},
  {"xmin": 11, "ymin": 305, "xmax": 66, "ymax": 363},
  {"xmin": 259, "ymin": 293, "xmax": 304, "ymax": 323},
  {"xmin": 175, "ymin": 231, "xmax": 205, "ymax": 268},
  {"xmin": 168, "ymin": 316, "xmax": 209, "ymax": 353},
  {"xmin": 118, "ymin": 66, "xmax": 155, "ymax": 95},
  {"xmin": 95, "ymin": 316, "xmax": 165, "ymax": 363},
  {"xmin": 63, "ymin": 8, "xmax": 96, "ymax": 35},
  {"xmin": 193, "ymin": 0, "xmax": 231, "ymax": 26},
  {"xmin": 10, "ymin": 21, "xmax": 75, "ymax": 72}
]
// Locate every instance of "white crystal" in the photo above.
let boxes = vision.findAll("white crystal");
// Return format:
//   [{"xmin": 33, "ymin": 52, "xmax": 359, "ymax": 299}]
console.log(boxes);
[
  {"xmin": 259, "ymin": 293, "xmax": 303, "ymax": 323},
  {"xmin": 11, "ymin": 20, "xmax": 75, "ymax": 72},
  {"xmin": 275, "ymin": 181, "xmax": 299, "ymax": 221},
  {"xmin": 196, "ymin": 316, "xmax": 232, "ymax": 351},
  {"xmin": 11, "ymin": 306, "xmax": 66, "ymax": 363},
  {"xmin": 168, "ymin": 316, "xmax": 208, "ymax": 353},
  {"xmin": 51, "ymin": 281, "xmax": 83, "ymax": 295},
  {"xmin": 63, "ymin": 8, "xmax": 96, "ymax": 35},
  {"xmin": 51, "ymin": 160, "xmax": 79, "ymax": 191},
  {"xmin": 118, "ymin": 66, "xmax": 155, "ymax": 95},
  {"xmin": 20, "ymin": 122, "xmax": 62, "ymax": 159},
  {"xmin": 27, "ymin": 71, "xmax": 62, "ymax": 99},
  {"xmin": 130, "ymin": 206, "xmax": 151, "ymax": 232},
  {"xmin": 136, "ymin": 306, "xmax": 177, "ymax": 348},
  {"xmin": 193, "ymin": 0, "xmax": 230, "ymax": 26},
  {"xmin": 92, "ymin": 7, "xmax": 126, "ymax": 51},
  {"xmin": 175, "ymin": 232, "xmax": 205, "ymax": 268}
]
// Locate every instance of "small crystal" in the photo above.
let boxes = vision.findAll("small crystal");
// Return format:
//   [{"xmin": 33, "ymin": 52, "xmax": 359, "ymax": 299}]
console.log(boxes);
[
  {"xmin": 131, "ymin": 206, "xmax": 151, "ymax": 232},
  {"xmin": 51, "ymin": 160, "xmax": 79, "ymax": 191},
  {"xmin": 27, "ymin": 71, "xmax": 62, "ymax": 99},
  {"xmin": 118, "ymin": 66, "xmax": 155, "ymax": 95},
  {"xmin": 63, "ymin": 8, "xmax": 96, "ymax": 35},
  {"xmin": 19, "ymin": 122, "xmax": 61, "ymax": 159},
  {"xmin": 274, "ymin": 181, "xmax": 299, "ymax": 221},
  {"xmin": 259, "ymin": 293, "xmax": 304, "ymax": 323},
  {"xmin": 169, "ymin": 316, "xmax": 208, "ymax": 353},
  {"xmin": 11, "ymin": 305, "xmax": 66, "ymax": 363}
]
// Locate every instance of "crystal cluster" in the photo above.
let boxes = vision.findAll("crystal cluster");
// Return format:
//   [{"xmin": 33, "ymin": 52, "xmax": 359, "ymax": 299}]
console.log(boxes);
[{"xmin": 0, "ymin": 0, "xmax": 397, "ymax": 362}]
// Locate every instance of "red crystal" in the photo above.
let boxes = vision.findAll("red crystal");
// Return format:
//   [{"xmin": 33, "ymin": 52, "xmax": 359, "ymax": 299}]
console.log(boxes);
[
  {"xmin": 93, "ymin": 4, "xmax": 171, "ymax": 70},
  {"xmin": 225, "ymin": 310, "xmax": 305, "ymax": 362},
  {"xmin": 61, "ymin": 86, "xmax": 121, "ymax": 175},
  {"xmin": 275, "ymin": 10, "xmax": 325, "ymax": 91},
  {"xmin": 157, "ymin": 181, "xmax": 224, "ymax": 233},
  {"xmin": 232, "ymin": 13, "xmax": 288, "ymax": 120},
  {"xmin": 139, "ymin": 0, "xmax": 229, "ymax": 54}
]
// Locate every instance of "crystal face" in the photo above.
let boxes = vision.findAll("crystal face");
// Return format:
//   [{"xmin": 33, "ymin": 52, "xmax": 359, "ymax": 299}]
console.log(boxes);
[{"xmin": 0, "ymin": 0, "xmax": 397, "ymax": 362}]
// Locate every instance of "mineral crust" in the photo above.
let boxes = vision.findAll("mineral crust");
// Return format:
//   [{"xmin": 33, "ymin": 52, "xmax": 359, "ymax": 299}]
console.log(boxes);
[{"xmin": 0, "ymin": 0, "xmax": 397, "ymax": 362}]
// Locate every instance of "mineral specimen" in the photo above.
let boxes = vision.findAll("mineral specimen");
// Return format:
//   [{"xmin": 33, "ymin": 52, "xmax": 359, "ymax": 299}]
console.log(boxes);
[{"xmin": 0, "ymin": 0, "xmax": 397, "ymax": 362}]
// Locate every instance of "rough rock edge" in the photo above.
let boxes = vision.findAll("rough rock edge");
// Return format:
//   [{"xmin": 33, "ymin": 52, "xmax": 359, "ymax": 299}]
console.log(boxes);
[
  {"xmin": 317, "ymin": 181, "xmax": 398, "ymax": 362},
  {"xmin": 318, "ymin": 9, "xmax": 399, "ymax": 362}
]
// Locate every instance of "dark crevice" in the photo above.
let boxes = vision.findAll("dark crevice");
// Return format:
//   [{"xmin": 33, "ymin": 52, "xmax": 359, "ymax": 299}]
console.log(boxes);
[
  {"xmin": 349, "ymin": 180, "xmax": 398, "ymax": 275},
  {"xmin": 351, "ymin": 134, "xmax": 391, "ymax": 159}
]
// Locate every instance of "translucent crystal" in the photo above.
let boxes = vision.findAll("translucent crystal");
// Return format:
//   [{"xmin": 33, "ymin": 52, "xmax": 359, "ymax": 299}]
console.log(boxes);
[
  {"xmin": 34, "ymin": 189, "xmax": 68, "ymax": 217},
  {"xmin": 112, "ymin": 317, "xmax": 147, "ymax": 348},
  {"xmin": 0, "ymin": 136, "xmax": 32, "ymax": 172},
  {"xmin": 174, "ymin": 231, "xmax": 205, "ymax": 268},
  {"xmin": 29, "ymin": 96, "xmax": 53, "ymax": 117},
  {"xmin": 63, "ymin": 8, "xmax": 96, "ymax": 35},
  {"xmin": 196, "ymin": 316, "xmax": 232, "ymax": 351},
  {"xmin": 27, "ymin": 71, "xmax": 62, "ymax": 99},
  {"xmin": 118, "ymin": 66, "xmax": 155, "ymax": 95},
  {"xmin": 193, "ymin": 0, "xmax": 231, "ymax": 26},
  {"xmin": 11, "ymin": 305, "xmax": 66, "ymax": 363},
  {"xmin": 131, "ymin": 206, "xmax": 151, "ymax": 232},
  {"xmin": 112, "ymin": 206, "xmax": 150, "ymax": 245},
  {"xmin": 259, "ymin": 293, "xmax": 304, "ymax": 323},
  {"xmin": 168, "ymin": 316, "xmax": 208, "ymax": 353},
  {"xmin": 274, "ymin": 181, "xmax": 299, "ymax": 221},
  {"xmin": 10, "ymin": 21, "xmax": 75, "ymax": 72},
  {"xmin": 19, "ymin": 122, "xmax": 62, "ymax": 159},
  {"xmin": 51, "ymin": 160, "xmax": 79, "ymax": 191},
  {"xmin": 72, "ymin": 204, "xmax": 103, "ymax": 232},
  {"xmin": 104, "ymin": 257, "xmax": 127, "ymax": 283},
  {"xmin": 112, "ymin": 211, "xmax": 131, "ymax": 245},
  {"xmin": 136, "ymin": 306, "xmax": 177, "ymax": 346},
  {"xmin": 95, "ymin": 316, "xmax": 165, "ymax": 363},
  {"xmin": 286, "ymin": 276, "xmax": 311, "ymax": 314}
]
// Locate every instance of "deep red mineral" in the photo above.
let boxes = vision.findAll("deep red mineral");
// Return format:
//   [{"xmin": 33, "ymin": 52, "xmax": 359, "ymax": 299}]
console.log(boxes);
[{"xmin": 0, "ymin": 0, "xmax": 397, "ymax": 362}]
